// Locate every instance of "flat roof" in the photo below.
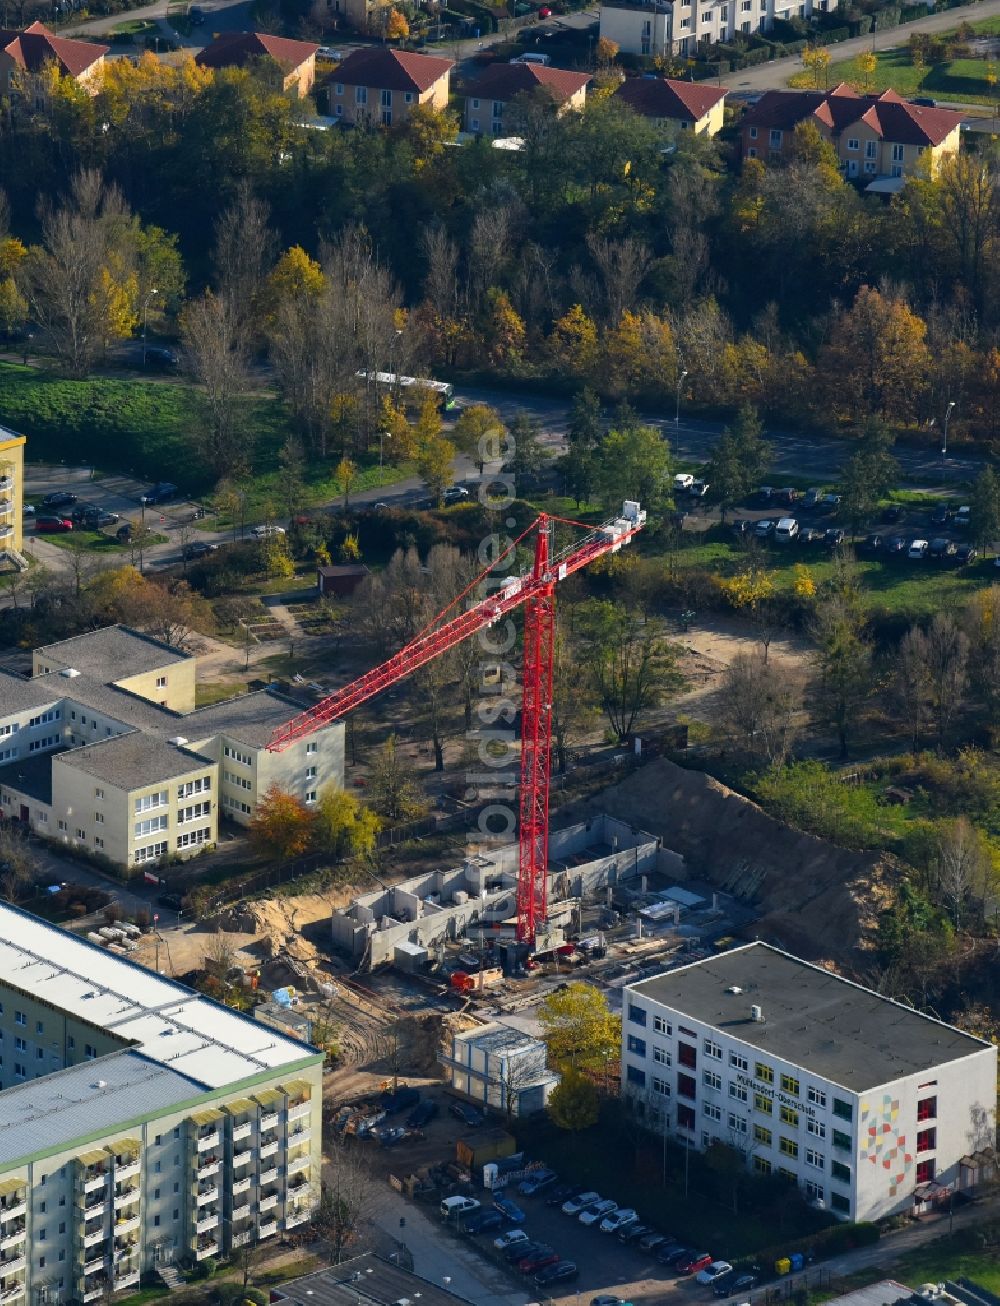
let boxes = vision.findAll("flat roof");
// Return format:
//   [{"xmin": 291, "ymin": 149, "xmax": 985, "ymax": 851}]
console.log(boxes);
[
  {"xmin": 54, "ymin": 732, "xmax": 209, "ymax": 790},
  {"xmin": 0, "ymin": 749, "xmax": 64, "ymax": 805},
  {"xmin": 275, "ymin": 1255, "xmax": 472, "ymax": 1306},
  {"xmin": 0, "ymin": 904, "xmax": 318, "ymax": 1097},
  {"xmin": 629, "ymin": 943, "xmax": 992, "ymax": 1092},
  {"xmin": 0, "ymin": 1050, "xmax": 203, "ymax": 1167},
  {"xmin": 0, "ymin": 668, "xmax": 64, "ymax": 714},
  {"xmin": 184, "ymin": 688, "xmax": 311, "ymax": 748},
  {"xmin": 34, "ymin": 625, "xmax": 191, "ymax": 682}
]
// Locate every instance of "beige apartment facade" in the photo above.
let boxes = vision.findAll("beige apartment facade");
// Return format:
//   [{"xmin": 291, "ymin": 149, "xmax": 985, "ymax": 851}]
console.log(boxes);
[
  {"xmin": 327, "ymin": 47, "xmax": 453, "ymax": 126},
  {"xmin": 0, "ymin": 427, "xmax": 25, "ymax": 565},
  {"xmin": 0, "ymin": 904, "xmax": 323, "ymax": 1299}
]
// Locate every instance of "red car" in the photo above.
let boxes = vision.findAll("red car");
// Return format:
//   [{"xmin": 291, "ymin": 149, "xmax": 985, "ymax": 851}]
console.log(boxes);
[
  {"xmin": 538, "ymin": 4, "xmax": 552, "ymax": 13},
  {"xmin": 517, "ymin": 1248, "xmax": 560, "ymax": 1274},
  {"xmin": 35, "ymin": 516, "xmax": 73, "ymax": 533},
  {"xmin": 677, "ymin": 1252, "xmax": 714, "ymax": 1275}
]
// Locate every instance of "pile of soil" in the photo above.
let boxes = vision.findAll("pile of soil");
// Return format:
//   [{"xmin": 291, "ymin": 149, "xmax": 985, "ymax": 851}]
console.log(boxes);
[{"xmin": 575, "ymin": 757, "xmax": 901, "ymax": 967}]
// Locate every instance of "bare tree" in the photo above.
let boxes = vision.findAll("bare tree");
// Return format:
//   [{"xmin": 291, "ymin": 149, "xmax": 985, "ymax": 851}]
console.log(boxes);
[
  {"xmin": 718, "ymin": 649, "xmax": 800, "ymax": 765},
  {"xmin": 212, "ymin": 183, "xmax": 277, "ymax": 332},
  {"xmin": 203, "ymin": 929, "xmax": 238, "ymax": 979},
  {"xmin": 935, "ymin": 817, "xmax": 987, "ymax": 931},
  {"xmin": 897, "ymin": 614, "xmax": 969, "ymax": 750},
  {"xmin": 586, "ymin": 233, "xmax": 652, "ymax": 326},
  {"xmin": 419, "ymin": 223, "xmax": 461, "ymax": 322},
  {"xmin": 181, "ymin": 291, "xmax": 252, "ymax": 479},
  {"xmin": 315, "ymin": 1137, "xmax": 379, "ymax": 1263},
  {"xmin": 469, "ymin": 206, "xmax": 515, "ymax": 310}
]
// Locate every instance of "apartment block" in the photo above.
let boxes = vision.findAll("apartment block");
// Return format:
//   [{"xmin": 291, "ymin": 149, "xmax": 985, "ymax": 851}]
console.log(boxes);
[
  {"xmin": 599, "ymin": 0, "xmax": 817, "ymax": 57},
  {"xmin": 0, "ymin": 426, "xmax": 26, "ymax": 570},
  {"xmin": 0, "ymin": 903, "xmax": 322, "ymax": 1299},
  {"xmin": 622, "ymin": 943, "xmax": 996, "ymax": 1222},
  {"xmin": 0, "ymin": 625, "xmax": 344, "ymax": 870}
]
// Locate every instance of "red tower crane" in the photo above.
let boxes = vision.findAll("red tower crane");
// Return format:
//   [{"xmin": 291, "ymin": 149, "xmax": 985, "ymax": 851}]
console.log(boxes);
[{"xmin": 268, "ymin": 500, "xmax": 647, "ymax": 944}]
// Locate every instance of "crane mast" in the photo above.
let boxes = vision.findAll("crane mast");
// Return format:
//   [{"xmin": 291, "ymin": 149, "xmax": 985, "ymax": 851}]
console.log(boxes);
[{"xmin": 268, "ymin": 500, "xmax": 647, "ymax": 945}]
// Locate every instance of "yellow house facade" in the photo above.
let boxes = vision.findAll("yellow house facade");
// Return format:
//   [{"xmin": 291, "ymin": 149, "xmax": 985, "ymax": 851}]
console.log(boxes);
[
  {"xmin": 327, "ymin": 46, "xmax": 453, "ymax": 126},
  {"xmin": 0, "ymin": 426, "xmax": 25, "ymax": 561}
]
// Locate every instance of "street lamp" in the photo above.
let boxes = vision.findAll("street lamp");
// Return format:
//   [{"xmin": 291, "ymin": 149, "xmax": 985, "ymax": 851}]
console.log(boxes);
[
  {"xmin": 142, "ymin": 288, "xmax": 159, "ymax": 367},
  {"xmin": 675, "ymin": 368, "xmax": 689, "ymax": 427},
  {"xmin": 941, "ymin": 400, "xmax": 956, "ymax": 458},
  {"xmin": 378, "ymin": 430, "xmax": 391, "ymax": 471}
]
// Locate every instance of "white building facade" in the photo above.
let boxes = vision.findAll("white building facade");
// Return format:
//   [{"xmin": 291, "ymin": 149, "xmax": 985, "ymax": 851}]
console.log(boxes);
[
  {"xmin": 599, "ymin": 0, "xmax": 816, "ymax": 57},
  {"xmin": 622, "ymin": 944, "xmax": 996, "ymax": 1222}
]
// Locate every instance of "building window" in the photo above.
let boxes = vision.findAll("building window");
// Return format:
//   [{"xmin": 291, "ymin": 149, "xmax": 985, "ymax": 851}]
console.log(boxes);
[
  {"xmin": 356, "ymin": 86, "xmax": 367, "ymax": 105},
  {"xmin": 780, "ymin": 1074, "xmax": 799, "ymax": 1096},
  {"xmin": 721, "ymin": 3, "xmax": 728, "ymax": 15},
  {"xmin": 678, "ymin": 1073, "xmax": 697, "ymax": 1100},
  {"xmin": 753, "ymin": 1123, "xmax": 772, "ymax": 1146},
  {"xmin": 729, "ymin": 1051, "xmax": 749, "ymax": 1072},
  {"xmin": 133, "ymin": 841, "xmax": 168, "ymax": 865},
  {"xmin": 704, "ymin": 1070, "xmax": 722, "ymax": 1090},
  {"xmin": 805, "ymin": 1148, "xmax": 824, "ymax": 1169},
  {"xmin": 627, "ymin": 1065, "xmax": 646, "ymax": 1087},
  {"xmin": 306, "ymin": 766, "xmax": 317, "ymax": 780},
  {"xmin": 730, "ymin": 1082, "xmax": 748, "ymax": 1103},
  {"xmin": 728, "ymin": 1113, "xmax": 748, "ymax": 1135},
  {"xmin": 754, "ymin": 1093, "xmax": 772, "ymax": 1115},
  {"xmin": 653, "ymin": 1046, "xmax": 671, "ymax": 1066},
  {"xmin": 335, "ymin": 82, "xmax": 343, "ymax": 94},
  {"xmin": 176, "ymin": 827, "xmax": 212, "ymax": 850},
  {"xmin": 780, "ymin": 1105, "xmax": 799, "ymax": 1127},
  {"xmin": 830, "ymin": 1192, "xmax": 850, "ymax": 1213},
  {"xmin": 653, "ymin": 1016, "xmax": 671, "ymax": 1035},
  {"xmin": 892, "ymin": 143, "xmax": 904, "ymax": 161},
  {"xmin": 135, "ymin": 815, "xmax": 169, "ymax": 837},
  {"xmin": 807, "ymin": 1119, "xmax": 827, "ymax": 1139},
  {"xmin": 916, "ymin": 1158, "xmax": 935, "ymax": 1184},
  {"xmin": 749, "ymin": 126, "xmax": 758, "ymax": 139},
  {"xmin": 755, "ymin": 1062, "xmax": 773, "ymax": 1084},
  {"xmin": 831, "ymin": 1160, "xmax": 851, "ymax": 1184},
  {"xmin": 95, "ymin": 787, "xmax": 104, "ymax": 799},
  {"xmin": 156, "ymin": 676, "xmax": 167, "ymax": 688},
  {"xmin": 627, "ymin": 1035, "xmax": 646, "ymax": 1057},
  {"xmin": 779, "ymin": 1136, "xmax": 798, "ymax": 1159},
  {"xmin": 847, "ymin": 137, "xmax": 859, "ymax": 151},
  {"xmin": 704, "ymin": 1101, "xmax": 722, "ymax": 1122},
  {"xmin": 677, "ymin": 1104, "xmax": 696, "ymax": 1131},
  {"xmin": 651, "ymin": 1076, "xmax": 670, "ymax": 1096},
  {"xmin": 14, "ymin": 1038, "xmax": 25, "ymax": 1052},
  {"xmin": 769, "ymin": 128, "xmax": 782, "ymax": 147},
  {"xmin": 306, "ymin": 742, "xmax": 317, "ymax": 755},
  {"xmin": 865, "ymin": 140, "xmax": 877, "ymax": 159},
  {"xmin": 678, "ymin": 1043, "xmax": 697, "ymax": 1069},
  {"xmin": 704, "ymin": 1039, "xmax": 722, "ymax": 1060},
  {"xmin": 807, "ymin": 1086, "xmax": 826, "ymax": 1108},
  {"xmin": 917, "ymin": 1128, "xmax": 936, "ymax": 1153},
  {"xmin": 833, "ymin": 1098, "xmax": 853, "ymax": 1122},
  {"xmin": 14, "ymin": 1012, "xmax": 24, "ymax": 1027},
  {"xmin": 917, "ymin": 1097, "xmax": 937, "ymax": 1121},
  {"xmin": 223, "ymin": 746, "xmax": 252, "ymax": 767},
  {"xmin": 805, "ymin": 1180, "xmax": 824, "ymax": 1202},
  {"xmin": 628, "ymin": 1004, "xmax": 646, "ymax": 1026},
  {"xmin": 754, "ymin": 1155, "xmax": 771, "ymax": 1175},
  {"xmin": 832, "ymin": 1129, "xmax": 851, "ymax": 1151}
]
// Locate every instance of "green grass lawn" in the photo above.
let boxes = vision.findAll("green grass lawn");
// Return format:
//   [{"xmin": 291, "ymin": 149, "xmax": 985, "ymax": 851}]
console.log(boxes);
[
  {"xmin": 111, "ymin": 18, "xmax": 155, "ymax": 33},
  {"xmin": 38, "ymin": 529, "xmax": 167, "ymax": 553},
  {"xmin": 827, "ymin": 46, "xmax": 1000, "ymax": 105},
  {"xmin": 813, "ymin": 1226, "xmax": 1000, "ymax": 1302}
]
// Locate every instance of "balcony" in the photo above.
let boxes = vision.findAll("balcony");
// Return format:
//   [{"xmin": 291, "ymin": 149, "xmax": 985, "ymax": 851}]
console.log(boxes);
[
  {"xmin": 196, "ymin": 1158, "xmax": 220, "ymax": 1180},
  {"xmin": 284, "ymin": 1209, "xmax": 309, "ymax": 1229},
  {"xmin": 0, "ymin": 1228, "xmax": 24, "ymax": 1251},
  {"xmin": 114, "ymin": 1271, "xmax": 140, "ymax": 1291},
  {"xmin": 83, "ymin": 1228, "xmax": 106, "ymax": 1249},
  {"xmin": 258, "ymin": 1193, "xmax": 278, "ymax": 1213},
  {"xmin": 0, "ymin": 1286, "xmax": 23, "ymax": 1303},
  {"xmin": 83, "ymin": 1197, "xmax": 106, "ymax": 1219},
  {"xmin": 84, "ymin": 1171, "xmax": 108, "ymax": 1194},
  {"xmin": 288, "ymin": 1156, "xmax": 310, "ymax": 1176},
  {"xmin": 259, "ymin": 1166, "xmax": 278, "ymax": 1185},
  {"xmin": 115, "ymin": 1159, "xmax": 141, "ymax": 1182},
  {"xmin": 231, "ymin": 1203, "xmax": 252, "ymax": 1222},
  {"xmin": 288, "ymin": 1101, "xmax": 311, "ymax": 1124},
  {"xmin": 0, "ymin": 1254, "xmax": 25, "ymax": 1275},
  {"xmin": 0, "ymin": 477, "xmax": 11, "ymax": 492},
  {"xmin": 196, "ymin": 1186, "xmax": 218, "ymax": 1207},
  {"xmin": 195, "ymin": 1212, "xmax": 219, "ymax": 1235},
  {"xmin": 83, "ymin": 1290, "xmax": 104, "ymax": 1304},
  {"xmin": 288, "ymin": 1126, "xmax": 311, "ymax": 1146},
  {"xmin": 259, "ymin": 1112, "xmax": 279, "ymax": 1131},
  {"xmin": 114, "ymin": 1186, "xmax": 140, "ymax": 1208},
  {"xmin": 83, "ymin": 1256, "xmax": 105, "ymax": 1276},
  {"xmin": 231, "ymin": 1231, "xmax": 251, "ymax": 1249},
  {"xmin": 232, "ymin": 1177, "xmax": 251, "ymax": 1195},
  {"xmin": 0, "ymin": 1204, "xmax": 24, "ymax": 1224},
  {"xmin": 114, "ymin": 1244, "xmax": 138, "ymax": 1266},
  {"xmin": 259, "ymin": 1219, "xmax": 277, "ymax": 1239},
  {"xmin": 196, "ymin": 1131, "xmax": 220, "ymax": 1153},
  {"xmin": 232, "ymin": 1150, "xmax": 253, "ymax": 1169},
  {"xmin": 260, "ymin": 1141, "xmax": 279, "ymax": 1160},
  {"xmin": 195, "ymin": 1241, "xmax": 219, "ymax": 1262},
  {"xmin": 113, "ymin": 1216, "xmax": 139, "ymax": 1237},
  {"xmin": 232, "ymin": 1122, "xmax": 252, "ymax": 1142}
]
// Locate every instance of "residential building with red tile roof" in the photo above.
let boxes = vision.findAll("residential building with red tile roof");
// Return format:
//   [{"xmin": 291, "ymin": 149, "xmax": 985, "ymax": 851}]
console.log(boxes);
[
  {"xmin": 195, "ymin": 30, "xmax": 319, "ymax": 97},
  {"xmin": 615, "ymin": 75, "xmax": 727, "ymax": 134},
  {"xmin": 740, "ymin": 85, "xmax": 964, "ymax": 182},
  {"xmin": 325, "ymin": 47, "xmax": 453, "ymax": 126},
  {"xmin": 461, "ymin": 61, "xmax": 590, "ymax": 135},
  {"xmin": 0, "ymin": 21, "xmax": 107, "ymax": 96}
]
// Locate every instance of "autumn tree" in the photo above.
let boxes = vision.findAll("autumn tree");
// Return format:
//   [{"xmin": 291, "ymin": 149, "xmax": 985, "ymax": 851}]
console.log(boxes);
[
  {"xmin": 547, "ymin": 1070, "xmax": 600, "ymax": 1132},
  {"xmin": 576, "ymin": 599, "xmax": 680, "ymax": 742},
  {"xmin": 538, "ymin": 982, "xmax": 620, "ymax": 1075},
  {"xmin": 593, "ymin": 422, "xmax": 672, "ymax": 513},
  {"xmin": 705, "ymin": 404, "xmax": 770, "ymax": 521},
  {"xmin": 451, "ymin": 403, "xmax": 504, "ymax": 474},
  {"xmin": 855, "ymin": 48, "xmax": 877, "ymax": 93},
  {"xmin": 313, "ymin": 786, "xmax": 381, "ymax": 860},
  {"xmin": 935, "ymin": 816, "xmax": 988, "ymax": 931},
  {"xmin": 367, "ymin": 735, "xmax": 425, "ymax": 823},
  {"xmin": 811, "ymin": 569, "xmax": 873, "ymax": 760},
  {"xmin": 822, "ymin": 286, "xmax": 930, "ymax": 424},
  {"xmin": 801, "ymin": 45, "xmax": 832, "ymax": 90},
  {"xmin": 335, "ymin": 457, "xmax": 357, "ymax": 511},
  {"xmin": 417, "ymin": 433, "xmax": 455, "ymax": 505},
  {"xmin": 385, "ymin": 7, "xmax": 409, "ymax": 39},
  {"xmin": 249, "ymin": 785, "xmax": 314, "ymax": 861}
]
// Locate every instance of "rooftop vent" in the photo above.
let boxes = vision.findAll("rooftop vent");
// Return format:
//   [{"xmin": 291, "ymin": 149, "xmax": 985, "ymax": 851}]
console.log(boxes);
[
  {"xmin": 94, "ymin": 1080, "xmax": 107, "ymax": 1089},
  {"xmin": 750, "ymin": 1004, "xmax": 764, "ymax": 1022},
  {"xmin": 168, "ymin": 736, "xmax": 188, "ymax": 747},
  {"xmin": 59, "ymin": 667, "xmax": 80, "ymax": 678},
  {"xmin": 727, "ymin": 986, "xmax": 743, "ymax": 995}
]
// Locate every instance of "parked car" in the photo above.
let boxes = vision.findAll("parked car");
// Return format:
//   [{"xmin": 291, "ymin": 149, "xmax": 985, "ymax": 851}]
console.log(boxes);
[
  {"xmin": 592, "ymin": 1298, "xmax": 629, "ymax": 1306},
  {"xmin": 730, "ymin": 518, "xmax": 752, "ymax": 536},
  {"xmin": 930, "ymin": 504, "xmax": 952, "ymax": 527},
  {"xmin": 619, "ymin": 1223, "xmax": 654, "ymax": 1244},
  {"xmin": 374, "ymin": 1125, "xmax": 410, "ymax": 1147},
  {"xmin": 516, "ymin": 1247, "xmax": 560, "ymax": 1274},
  {"xmin": 493, "ymin": 1195, "xmax": 526, "ymax": 1223},
  {"xmin": 774, "ymin": 517, "xmax": 799, "ymax": 543},
  {"xmin": 930, "ymin": 537, "xmax": 957, "ymax": 560},
  {"xmin": 579, "ymin": 1199, "xmax": 617, "ymax": 1226},
  {"xmin": 674, "ymin": 473, "xmax": 695, "ymax": 492},
  {"xmin": 35, "ymin": 515, "xmax": 73, "ymax": 533},
  {"xmin": 880, "ymin": 504, "xmax": 904, "ymax": 523},
  {"xmin": 908, "ymin": 538, "xmax": 929, "ymax": 560},
  {"xmin": 407, "ymin": 1100, "xmax": 438, "ymax": 1128},
  {"xmin": 545, "ymin": 1183, "xmax": 579, "ymax": 1207},
  {"xmin": 22, "ymin": 504, "xmax": 34, "ymax": 517},
  {"xmin": 503, "ymin": 1238, "xmax": 546, "ymax": 1263},
  {"xmin": 599, "ymin": 1207, "xmax": 638, "ymax": 1234},
  {"xmin": 655, "ymin": 1240, "xmax": 688, "ymax": 1265},
  {"xmin": 801, "ymin": 487, "xmax": 821, "ymax": 508},
  {"xmin": 696, "ymin": 1261, "xmax": 734, "ymax": 1285},
  {"xmin": 716, "ymin": 1272, "xmax": 759, "ymax": 1298},
  {"xmin": 317, "ymin": 44, "xmax": 344, "ymax": 59},
  {"xmin": 689, "ymin": 481, "xmax": 710, "ymax": 498},
  {"xmin": 140, "ymin": 481, "xmax": 178, "ymax": 505},
  {"xmin": 448, "ymin": 1101, "xmax": 484, "ymax": 1127},
  {"xmin": 518, "ymin": 1168, "xmax": 557, "ymax": 1196},
  {"xmin": 493, "ymin": 1228, "xmax": 530, "ymax": 1252},
  {"xmin": 676, "ymin": 1252, "xmax": 714, "ymax": 1275},
  {"xmin": 463, "ymin": 1208, "xmax": 503, "ymax": 1234},
  {"xmin": 250, "ymin": 523, "xmax": 286, "ymax": 540},
  {"xmin": 116, "ymin": 523, "xmax": 133, "ymax": 543},
  {"xmin": 562, "ymin": 1190, "xmax": 600, "ymax": 1215},
  {"xmin": 638, "ymin": 1231, "xmax": 669, "ymax": 1252},
  {"xmin": 955, "ymin": 544, "xmax": 978, "ymax": 566},
  {"xmin": 754, "ymin": 486, "xmax": 775, "ymax": 504},
  {"xmin": 142, "ymin": 346, "xmax": 179, "ymax": 370},
  {"xmin": 534, "ymin": 1262, "xmax": 578, "ymax": 1287},
  {"xmin": 955, "ymin": 505, "xmax": 971, "ymax": 529},
  {"xmin": 41, "ymin": 491, "xmax": 77, "ymax": 508},
  {"xmin": 753, "ymin": 519, "xmax": 775, "ymax": 538},
  {"xmin": 444, "ymin": 485, "xmax": 470, "ymax": 504},
  {"xmin": 824, "ymin": 527, "xmax": 845, "ymax": 547},
  {"xmin": 859, "ymin": 533, "xmax": 883, "ymax": 555},
  {"xmin": 441, "ymin": 1196, "xmax": 480, "ymax": 1219},
  {"xmin": 819, "ymin": 492, "xmax": 841, "ymax": 509},
  {"xmin": 183, "ymin": 541, "xmax": 219, "ymax": 560},
  {"xmin": 774, "ymin": 487, "xmax": 799, "ymax": 506},
  {"xmin": 885, "ymin": 533, "xmax": 908, "ymax": 555},
  {"xmin": 797, "ymin": 526, "xmax": 823, "ymax": 545}
]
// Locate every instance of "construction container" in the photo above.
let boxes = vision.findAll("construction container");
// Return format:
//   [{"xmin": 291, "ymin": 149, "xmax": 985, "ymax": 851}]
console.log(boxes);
[
  {"xmin": 775, "ymin": 1258, "xmax": 791, "ymax": 1276},
  {"xmin": 456, "ymin": 1129, "xmax": 516, "ymax": 1171}
]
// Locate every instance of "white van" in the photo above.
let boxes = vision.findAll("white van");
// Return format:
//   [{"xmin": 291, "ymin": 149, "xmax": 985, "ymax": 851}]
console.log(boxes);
[
  {"xmin": 511, "ymin": 52, "xmax": 552, "ymax": 66},
  {"xmin": 774, "ymin": 517, "xmax": 799, "ymax": 543},
  {"xmin": 441, "ymin": 1195, "xmax": 480, "ymax": 1218}
]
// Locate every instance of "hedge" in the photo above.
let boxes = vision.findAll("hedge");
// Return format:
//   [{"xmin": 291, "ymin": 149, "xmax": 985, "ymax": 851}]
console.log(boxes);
[
  {"xmin": 815, "ymin": 23, "xmax": 852, "ymax": 41},
  {"xmin": 752, "ymin": 1220, "xmax": 880, "ymax": 1271},
  {"xmin": 874, "ymin": 4, "xmax": 902, "ymax": 27}
]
